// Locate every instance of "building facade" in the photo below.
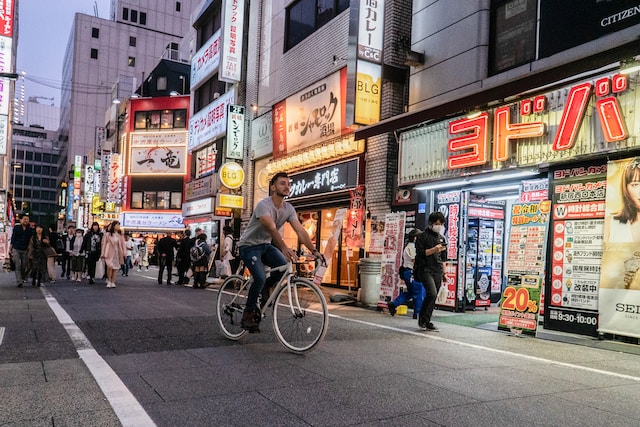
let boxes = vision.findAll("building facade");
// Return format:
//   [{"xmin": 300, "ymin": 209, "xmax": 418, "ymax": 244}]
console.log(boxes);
[{"xmin": 355, "ymin": 1, "xmax": 640, "ymax": 339}]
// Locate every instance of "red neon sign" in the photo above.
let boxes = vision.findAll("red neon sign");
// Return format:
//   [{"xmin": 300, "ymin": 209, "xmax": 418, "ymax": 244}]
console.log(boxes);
[{"xmin": 448, "ymin": 74, "xmax": 629, "ymax": 169}]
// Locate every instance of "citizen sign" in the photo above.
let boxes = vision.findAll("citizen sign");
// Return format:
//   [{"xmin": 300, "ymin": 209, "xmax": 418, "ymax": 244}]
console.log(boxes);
[{"xmin": 448, "ymin": 74, "xmax": 629, "ymax": 169}]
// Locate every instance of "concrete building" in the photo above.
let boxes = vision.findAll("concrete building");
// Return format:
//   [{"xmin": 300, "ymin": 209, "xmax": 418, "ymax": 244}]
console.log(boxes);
[{"xmin": 58, "ymin": 0, "xmax": 198, "ymax": 193}]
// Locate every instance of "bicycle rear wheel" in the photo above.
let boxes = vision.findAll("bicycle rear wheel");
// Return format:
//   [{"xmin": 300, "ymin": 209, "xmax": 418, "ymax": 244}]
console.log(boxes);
[
  {"xmin": 216, "ymin": 274, "xmax": 249, "ymax": 340},
  {"xmin": 272, "ymin": 278, "xmax": 328, "ymax": 354}
]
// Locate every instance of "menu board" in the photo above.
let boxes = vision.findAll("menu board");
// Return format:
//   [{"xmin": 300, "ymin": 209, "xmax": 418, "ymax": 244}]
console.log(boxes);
[
  {"xmin": 499, "ymin": 201, "xmax": 551, "ymax": 335},
  {"xmin": 546, "ymin": 165, "xmax": 606, "ymax": 336}
]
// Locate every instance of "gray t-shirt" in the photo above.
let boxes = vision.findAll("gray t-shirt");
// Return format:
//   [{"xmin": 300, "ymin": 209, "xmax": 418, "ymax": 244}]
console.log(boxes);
[{"xmin": 238, "ymin": 197, "xmax": 297, "ymax": 247}]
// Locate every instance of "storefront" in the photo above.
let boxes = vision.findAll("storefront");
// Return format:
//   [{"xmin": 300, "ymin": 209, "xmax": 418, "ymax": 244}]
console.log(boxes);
[{"xmin": 381, "ymin": 62, "xmax": 640, "ymax": 339}]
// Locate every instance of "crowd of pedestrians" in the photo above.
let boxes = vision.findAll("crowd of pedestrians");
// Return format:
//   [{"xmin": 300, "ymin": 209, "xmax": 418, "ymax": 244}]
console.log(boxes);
[{"xmin": 8, "ymin": 214, "xmax": 233, "ymax": 290}]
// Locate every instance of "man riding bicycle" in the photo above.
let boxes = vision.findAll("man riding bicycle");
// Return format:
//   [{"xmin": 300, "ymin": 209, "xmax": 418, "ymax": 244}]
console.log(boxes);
[{"xmin": 238, "ymin": 171, "xmax": 324, "ymax": 332}]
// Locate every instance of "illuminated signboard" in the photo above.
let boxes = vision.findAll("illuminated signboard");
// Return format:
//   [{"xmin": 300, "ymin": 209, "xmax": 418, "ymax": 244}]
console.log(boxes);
[
  {"xmin": 220, "ymin": 0, "xmax": 245, "ymax": 83},
  {"xmin": 190, "ymin": 29, "xmax": 221, "ymax": 90},
  {"xmin": 188, "ymin": 88, "xmax": 235, "ymax": 152}
]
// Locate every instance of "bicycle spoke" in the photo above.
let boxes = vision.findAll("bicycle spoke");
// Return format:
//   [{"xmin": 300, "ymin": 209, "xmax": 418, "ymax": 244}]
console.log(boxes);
[
  {"xmin": 272, "ymin": 278, "xmax": 328, "ymax": 354},
  {"xmin": 216, "ymin": 275, "xmax": 249, "ymax": 340}
]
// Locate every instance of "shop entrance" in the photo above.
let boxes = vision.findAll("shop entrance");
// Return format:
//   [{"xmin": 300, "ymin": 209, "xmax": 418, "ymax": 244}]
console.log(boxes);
[{"xmin": 284, "ymin": 207, "xmax": 360, "ymax": 288}]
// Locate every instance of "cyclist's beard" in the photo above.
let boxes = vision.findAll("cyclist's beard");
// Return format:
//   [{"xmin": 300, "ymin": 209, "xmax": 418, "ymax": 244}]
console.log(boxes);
[{"xmin": 275, "ymin": 189, "xmax": 289, "ymax": 198}]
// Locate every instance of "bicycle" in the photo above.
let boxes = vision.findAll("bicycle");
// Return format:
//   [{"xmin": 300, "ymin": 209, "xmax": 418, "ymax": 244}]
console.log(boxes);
[{"xmin": 215, "ymin": 257, "xmax": 329, "ymax": 354}]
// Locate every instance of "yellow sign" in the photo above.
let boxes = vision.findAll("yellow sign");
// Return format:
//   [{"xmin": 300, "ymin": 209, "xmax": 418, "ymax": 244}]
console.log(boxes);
[
  {"xmin": 219, "ymin": 194, "xmax": 244, "ymax": 208},
  {"xmin": 92, "ymin": 196, "xmax": 105, "ymax": 215},
  {"xmin": 354, "ymin": 60, "xmax": 381, "ymax": 125},
  {"xmin": 219, "ymin": 162, "xmax": 245, "ymax": 189}
]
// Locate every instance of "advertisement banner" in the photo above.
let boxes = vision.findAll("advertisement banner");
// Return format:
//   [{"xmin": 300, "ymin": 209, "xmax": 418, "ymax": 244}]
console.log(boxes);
[
  {"xmin": 107, "ymin": 153, "xmax": 121, "ymax": 203},
  {"xmin": 272, "ymin": 69, "xmax": 345, "ymax": 158},
  {"xmin": 354, "ymin": 60, "xmax": 381, "ymax": 125},
  {"xmin": 380, "ymin": 212, "xmax": 405, "ymax": 300},
  {"xmin": 599, "ymin": 157, "xmax": 640, "ymax": 338},
  {"xmin": 122, "ymin": 213, "xmax": 184, "ymax": 230},
  {"xmin": 190, "ymin": 29, "xmax": 221, "ymax": 90},
  {"xmin": 220, "ymin": 0, "xmax": 245, "ymax": 82},
  {"xmin": 0, "ymin": 114, "xmax": 7, "ymax": 155},
  {"xmin": 346, "ymin": 185, "xmax": 365, "ymax": 248},
  {"xmin": 0, "ymin": 0, "xmax": 14, "ymax": 37},
  {"xmin": 288, "ymin": 158, "xmax": 359, "ymax": 200},
  {"xmin": 188, "ymin": 88, "xmax": 235, "ymax": 152},
  {"xmin": 130, "ymin": 131, "xmax": 187, "ymax": 147},
  {"xmin": 128, "ymin": 146, "xmax": 186, "ymax": 174},
  {"xmin": 226, "ymin": 104, "xmax": 244, "ymax": 159},
  {"xmin": 357, "ymin": 0, "xmax": 384, "ymax": 63},
  {"xmin": 84, "ymin": 165, "xmax": 96, "ymax": 199},
  {"xmin": 250, "ymin": 111, "xmax": 273, "ymax": 159},
  {"xmin": 546, "ymin": 163, "xmax": 606, "ymax": 336},
  {"xmin": 500, "ymin": 200, "xmax": 551, "ymax": 335},
  {"xmin": 195, "ymin": 142, "xmax": 221, "ymax": 178},
  {"xmin": 435, "ymin": 191, "xmax": 462, "ymax": 309}
]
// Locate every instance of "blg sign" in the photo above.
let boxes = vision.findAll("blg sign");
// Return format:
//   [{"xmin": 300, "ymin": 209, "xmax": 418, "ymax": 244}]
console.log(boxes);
[{"xmin": 448, "ymin": 73, "xmax": 629, "ymax": 170}]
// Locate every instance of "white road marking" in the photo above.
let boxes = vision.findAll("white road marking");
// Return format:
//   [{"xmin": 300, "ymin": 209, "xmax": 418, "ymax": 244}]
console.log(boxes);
[
  {"xmin": 41, "ymin": 287, "xmax": 156, "ymax": 427},
  {"xmin": 0, "ymin": 326, "xmax": 4, "ymax": 346},
  {"xmin": 328, "ymin": 312, "xmax": 640, "ymax": 383}
]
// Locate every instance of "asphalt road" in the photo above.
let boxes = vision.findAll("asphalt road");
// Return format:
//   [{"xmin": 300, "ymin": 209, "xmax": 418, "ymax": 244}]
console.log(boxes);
[{"xmin": 2, "ymin": 267, "xmax": 640, "ymax": 426}]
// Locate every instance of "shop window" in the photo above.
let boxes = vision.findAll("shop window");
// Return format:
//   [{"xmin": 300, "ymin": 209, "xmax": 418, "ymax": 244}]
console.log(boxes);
[
  {"xmin": 157, "ymin": 191, "xmax": 170, "ymax": 209},
  {"xmin": 131, "ymin": 192, "xmax": 143, "ymax": 209},
  {"xmin": 129, "ymin": 36, "xmax": 137, "ymax": 47},
  {"xmin": 92, "ymin": 27, "xmax": 99, "ymax": 38},
  {"xmin": 170, "ymin": 192, "xmax": 182, "ymax": 209},
  {"xmin": 161, "ymin": 110, "xmax": 173, "ymax": 129},
  {"xmin": 90, "ymin": 48, "xmax": 98, "ymax": 59},
  {"xmin": 128, "ymin": 56, "xmax": 136, "ymax": 67},
  {"xmin": 143, "ymin": 192, "xmax": 157, "ymax": 209},
  {"xmin": 134, "ymin": 111, "xmax": 147, "ymax": 129},
  {"xmin": 173, "ymin": 110, "xmax": 186, "ymax": 128},
  {"xmin": 489, "ymin": 0, "xmax": 538, "ymax": 75},
  {"xmin": 285, "ymin": 0, "xmax": 348, "ymax": 51}
]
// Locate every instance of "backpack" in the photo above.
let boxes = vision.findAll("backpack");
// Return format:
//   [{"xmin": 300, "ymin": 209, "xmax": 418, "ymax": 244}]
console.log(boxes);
[
  {"xmin": 190, "ymin": 240, "xmax": 206, "ymax": 264},
  {"xmin": 231, "ymin": 238, "xmax": 239, "ymax": 258},
  {"xmin": 55, "ymin": 238, "xmax": 64, "ymax": 253}
]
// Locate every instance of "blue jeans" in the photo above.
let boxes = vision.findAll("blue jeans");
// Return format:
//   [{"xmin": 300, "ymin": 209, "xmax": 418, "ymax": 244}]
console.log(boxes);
[
  {"xmin": 239, "ymin": 244, "xmax": 287, "ymax": 310},
  {"xmin": 393, "ymin": 269, "xmax": 425, "ymax": 315}
]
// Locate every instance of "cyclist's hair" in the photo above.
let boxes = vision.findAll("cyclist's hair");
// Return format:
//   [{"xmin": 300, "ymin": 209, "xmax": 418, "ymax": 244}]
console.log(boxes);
[{"xmin": 270, "ymin": 171, "xmax": 289, "ymax": 186}]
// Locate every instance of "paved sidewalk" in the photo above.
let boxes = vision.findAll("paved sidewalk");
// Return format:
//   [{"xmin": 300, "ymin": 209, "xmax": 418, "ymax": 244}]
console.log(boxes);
[{"xmin": 0, "ymin": 272, "xmax": 122, "ymax": 426}]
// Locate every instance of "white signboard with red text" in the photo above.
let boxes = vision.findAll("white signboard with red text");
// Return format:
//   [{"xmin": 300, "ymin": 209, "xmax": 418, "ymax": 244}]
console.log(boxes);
[{"xmin": 272, "ymin": 69, "xmax": 345, "ymax": 158}]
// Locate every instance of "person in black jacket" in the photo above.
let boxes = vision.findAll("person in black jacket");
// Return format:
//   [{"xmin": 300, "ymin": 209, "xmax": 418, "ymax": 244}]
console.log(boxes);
[
  {"xmin": 82, "ymin": 222, "xmax": 103, "ymax": 284},
  {"xmin": 175, "ymin": 229, "xmax": 193, "ymax": 284},
  {"xmin": 414, "ymin": 211, "xmax": 447, "ymax": 332},
  {"xmin": 156, "ymin": 233, "xmax": 177, "ymax": 284}
]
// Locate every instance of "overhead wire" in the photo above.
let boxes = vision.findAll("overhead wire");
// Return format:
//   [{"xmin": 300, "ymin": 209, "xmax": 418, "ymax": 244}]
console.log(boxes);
[{"xmin": 19, "ymin": 73, "xmax": 114, "ymax": 95}]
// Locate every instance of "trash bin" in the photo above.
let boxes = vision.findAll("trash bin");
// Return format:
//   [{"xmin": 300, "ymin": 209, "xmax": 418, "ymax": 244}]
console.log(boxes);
[{"xmin": 359, "ymin": 258, "xmax": 382, "ymax": 306}]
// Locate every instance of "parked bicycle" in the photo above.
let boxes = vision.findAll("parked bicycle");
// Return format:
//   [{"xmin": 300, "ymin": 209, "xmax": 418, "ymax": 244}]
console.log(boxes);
[{"xmin": 216, "ymin": 257, "xmax": 328, "ymax": 354}]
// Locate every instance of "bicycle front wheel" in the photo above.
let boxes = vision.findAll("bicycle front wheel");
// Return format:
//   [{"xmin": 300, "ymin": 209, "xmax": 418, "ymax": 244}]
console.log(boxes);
[
  {"xmin": 272, "ymin": 278, "xmax": 328, "ymax": 354},
  {"xmin": 216, "ymin": 274, "xmax": 249, "ymax": 340}
]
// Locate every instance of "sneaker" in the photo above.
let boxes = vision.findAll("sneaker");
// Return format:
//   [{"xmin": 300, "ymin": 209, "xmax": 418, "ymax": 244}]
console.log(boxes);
[
  {"xmin": 89, "ymin": 278, "xmax": 95, "ymax": 284},
  {"xmin": 241, "ymin": 308, "xmax": 261, "ymax": 332},
  {"xmin": 425, "ymin": 322, "xmax": 439, "ymax": 331},
  {"xmin": 412, "ymin": 313, "xmax": 418, "ymax": 319},
  {"xmin": 387, "ymin": 302, "xmax": 396, "ymax": 316},
  {"xmin": 418, "ymin": 319, "xmax": 427, "ymax": 331}
]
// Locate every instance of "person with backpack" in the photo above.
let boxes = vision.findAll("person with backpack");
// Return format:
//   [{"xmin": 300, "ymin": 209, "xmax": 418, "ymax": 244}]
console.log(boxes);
[
  {"xmin": 387, "ymin": 229, "xmax": 425, "ymax": 319},
  {"xmin": 191, "ymin": 232, "xmax": 211, "ymax": 289},
  {"xmin": 221, "ymin": 225, "xmax": 235, "ymax": 277}
]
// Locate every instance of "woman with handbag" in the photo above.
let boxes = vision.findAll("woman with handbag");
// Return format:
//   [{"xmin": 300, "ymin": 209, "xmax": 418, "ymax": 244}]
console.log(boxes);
[{"xmin": 27, "ymin": 224, "xmax": 49, "ymax": 287}]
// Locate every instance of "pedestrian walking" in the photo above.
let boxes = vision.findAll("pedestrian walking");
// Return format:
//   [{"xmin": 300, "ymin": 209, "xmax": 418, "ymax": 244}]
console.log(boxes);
[
  {"xmin": 176, "ymin": 229, "xmax": 193, "ymax": 284},
  {"xmin": 101, "ymin": 221, "xmax": 126, "ymax": 288},
  {"xmin": 70, "ymin": 228, "xmax": 85, "ymax": 282},
  {"xmin": 388, "ymin": 229, "xmax": 425, "ymax": 319},
  {"xmin": 415, "ymin": 211, "xmax": 448, "ymax": 331},
  {"xmin": 221, "ymin": 225, "xmax": 235, "ymax": 277},
  {"xmin": 9, "ymin": 214, "xmax": 34, "ymax": 287},
  {"xmin": 122, "ymin": 233, "xmax": 134, "ymax": 276},
  {"xmin": 156, "ymin": 233, "xmax": 177, "ymax": 285},
  {"xmin": 61, "ymin": 225, "xmax": 75, "ymax": 280},
  {"xmin": 138, "ymin": 238, "xmax": 149, "ymax": 270},
  {"xmin": 82, "ymin": 222, "xmax": 102, "ymax": 284},
  {"xmin": 46, "ymin": 225, "xmax": 60, "ymax": 283},
  {"xmin": 27, "ymin": 224, "xmax": 49, "ymax": 287}
]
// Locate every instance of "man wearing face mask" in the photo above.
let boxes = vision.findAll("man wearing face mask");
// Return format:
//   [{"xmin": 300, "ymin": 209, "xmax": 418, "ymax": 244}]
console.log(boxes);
[{"xmin": 414, "ymin": 211, "xmax": 447, "ymax": 331}]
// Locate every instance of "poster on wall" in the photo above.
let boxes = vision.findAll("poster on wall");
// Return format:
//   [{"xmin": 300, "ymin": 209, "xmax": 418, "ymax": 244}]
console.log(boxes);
[
  {"xmin": 599, "ymin": 157, "xmax": 640, "ymax": 338},
  {"xmin": 346, "ymin": 185, "xmax": 365, "ymax": 248},
  {"xmin": 546, "ymin": 164, "xmax": 606, "ymax": 336},
  {"xmin": 500, "ymin": 200, "xmax": 551, "ymax": 335},
  {"xmin": 434, "ymin": 190, "xmax": 462, "ymax": 309},
  {"xmin": 380, "ymin": 212, "xmax": 406, "ymax": 300}
]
